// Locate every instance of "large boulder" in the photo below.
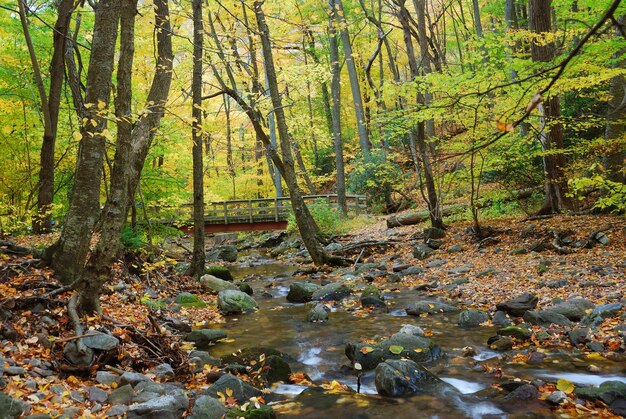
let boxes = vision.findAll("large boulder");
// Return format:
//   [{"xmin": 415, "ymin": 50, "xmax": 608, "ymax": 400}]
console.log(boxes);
[
  {"xmin": 126, "ymin": 391, "xmax": 189, "ymax": 419},
  {"xmin": 496, "ymin": 293, "xmax": 538, "ymax": 317},
  {"xmin": 218, "ymin": 290, "xmax": 258, "ymax": 314},
  {"xmin": 204, "ymin": 266, "xmax": 234, "ymax": 281},
  {"xmin": 200, "ymin": 275, "xmax": 238, "ymax": 293},
  {"xmin": 207, "ymin": 245, "xmax": 238, "ymax": 262},
  {"xmin": 523, "ymin": 310, "xmax": 573, "ymax": 327},
  {"xmin": 204, "ymin": 375, "xmax": 261, "ymax": 404},
  {"xmin": 286, "ymin": 282, "xmax": 321, "ymax": 303},
  {"xmin": 311, "ymin": 283, "xmax": 351, "ymax": 302},
  {"xmin": 374, "ymin": 359, "xmax": 448, "ymax": 397},
  {"xmin": 575, "ymin": 381, "xmax": 626, "ymax": 405},
  {"xmin": 186, "ymin": 330, "xmax": 227, "ymax": 349},
  {"xmin": 406, "ymin": 300, "xmax": 459, "ymax": 316},
  {"xmin": 457, "ymin": 309, "xmax": 490, "ymax": 328}
]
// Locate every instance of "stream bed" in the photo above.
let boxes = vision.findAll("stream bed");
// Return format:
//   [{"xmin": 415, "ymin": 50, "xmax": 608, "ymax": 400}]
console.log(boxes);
[{"xmin": 206, "ymin": 258, "xmax": 626, "ymax": 418}]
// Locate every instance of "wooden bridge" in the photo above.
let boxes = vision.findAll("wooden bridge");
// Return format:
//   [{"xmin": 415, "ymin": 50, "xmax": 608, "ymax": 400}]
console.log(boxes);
[{"xmin": 149, "ymin": 194, "xmax": 367, "ymax": 233}]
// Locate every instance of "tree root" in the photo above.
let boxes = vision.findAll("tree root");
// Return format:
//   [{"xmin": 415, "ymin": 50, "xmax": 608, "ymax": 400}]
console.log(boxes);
[{"xmin": 67, "ymin": 294, "xmax": 88, "ymax": 356}]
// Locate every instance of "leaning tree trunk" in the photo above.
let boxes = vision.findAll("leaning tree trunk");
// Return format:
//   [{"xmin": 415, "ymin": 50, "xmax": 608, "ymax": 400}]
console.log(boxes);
[
  {"xmin": 189, "ymin": 0, "xmax": 206, "ymax": 279},
  {"xmin": 75, "ymin": 0, "xmax": 173, "ymax": 314},
  {"xmin": 48, "ymin": 0, "xmax": 121, "ymax": 285},
  {"xmin": 254, "ymin": 1, "xmax": 336, "ymax": 265},
  {"xmin": 529, "ymin": 0, "xmax": 571, "ymax": 214}
]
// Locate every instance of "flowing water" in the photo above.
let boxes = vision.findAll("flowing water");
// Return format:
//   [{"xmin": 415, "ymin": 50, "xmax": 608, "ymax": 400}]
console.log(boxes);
[{"xmin": 207, "ymin": 257, "xmax": 625, "ymax": 418}]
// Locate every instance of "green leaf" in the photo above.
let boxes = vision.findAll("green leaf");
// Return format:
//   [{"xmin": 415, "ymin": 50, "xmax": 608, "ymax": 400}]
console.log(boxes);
[{"xmin": 389, "ymin": 345, "xmax": 404, "ymax": 355}]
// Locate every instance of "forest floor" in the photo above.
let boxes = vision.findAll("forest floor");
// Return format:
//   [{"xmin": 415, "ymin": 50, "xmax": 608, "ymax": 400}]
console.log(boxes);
[{"xmin": 0, "ymin": 212, "xmax": 625, "ymax": 418}]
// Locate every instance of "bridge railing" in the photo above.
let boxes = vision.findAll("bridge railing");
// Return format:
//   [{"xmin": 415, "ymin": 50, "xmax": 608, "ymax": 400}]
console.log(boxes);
[{"xmin": 146, "ymin": 194, "xmax": 367, "ymax": 226}]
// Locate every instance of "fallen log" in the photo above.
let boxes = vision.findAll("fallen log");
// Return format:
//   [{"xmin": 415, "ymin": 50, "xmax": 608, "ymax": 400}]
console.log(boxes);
[{"xmin": 386, "ymin": 188, "xmax": 536, "ymax": 228}]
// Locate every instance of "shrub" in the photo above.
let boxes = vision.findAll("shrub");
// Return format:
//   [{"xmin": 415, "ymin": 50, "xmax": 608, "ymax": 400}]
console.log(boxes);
[{"xmin": 287, "ymin": 198, "xmax": 343, "ymax": 237}]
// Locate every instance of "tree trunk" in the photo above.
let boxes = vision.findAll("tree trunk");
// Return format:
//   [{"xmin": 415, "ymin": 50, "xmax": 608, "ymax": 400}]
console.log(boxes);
[
  {"xmin": 189, "ymin": 0, "xmax": 206, "ymax": 280},
  {"xmin": 49, "ymin": 0, "xmax": 121, "ymax": 285},
  {"xmin": 329, "ymin": 0, "xmax": 348, "ymax": 216},
  {"xmin": 529, "ymin": 0, "xmax": 571, "ymax": 214},
  {"xmin": 332, "ymin": 0, "xmax": 371, "ymax": 158},
  {"xmin": 75, "ymin": 0, "xmax": 173, "ymax": 313},
  {"xmin": 604, "ymin": 15, "xmax": 626, "ymax": 185},
  {"xmin": 254, "ymin": 1, "xmax": 336, "ymax": 265}
]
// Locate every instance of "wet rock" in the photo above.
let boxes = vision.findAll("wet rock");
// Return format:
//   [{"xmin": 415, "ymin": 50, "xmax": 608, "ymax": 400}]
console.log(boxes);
[
  {"xmin": 238, "ymin": 282, "xmax": 253, "ymax": 296},
  {"xmin": 549, "ymin": 299, "xmax": 594, "ymax": 321},
  {"xmin": 262, "ymin": 355, "xmax": 291, "ymax": 384},
  {"xmin": 108, "ymin": 384, "xmax": 134, "ymax": 405},
  {"xmin": 374, "ymin": 359, "xmax": 447, "ymax": 397},
  {"xmin": 221, "ymin": 347, "xmax": 291, "ymax": 366},
  {"xmin": 126, "ymin": 392, "xmax": 189, "ymax": 419},
  {"xmin": 186, "ymin": 330, "xmax": 227, "ymax": 349},
  {"xmin": 148, "ymin": 363, "xmax": 174, "ymax": 381},
  {"xmin": 497, "ymin": 326, "xmax": 532, "ymax": 340},
  {"xmin": 586, "ymin": 341, "xmax": 605, "ymax": 352},
  {"xmin": 496, "ymin": 293, "xmax": 538, "ymax": 317},
  {"xmin": 546, "ymin": 390, "xmax": 567, "ymax": 405},
  {"xmin": 286, "ymin": 282, "xmax": 320, "ymax": 303},
  {"xmin": 218, "ymin": 290, "xmax": 258, "ymax": 314},
  {"xmin": 412, "ymin": 244, "xmax": 434, "ymax": 260},
  {"xmin": 406, "ymin": 299, "xmax": 458, "ymax": 316},
  {"xmin": 96, "ymin": 371, "xmax": 121, "ymax": 385},
  {"xmin": 526, "ymin": 352, "xmax": 546, "ymax": 365},
  {"xmin": 492, "ymin": 311, "xmax": 512, "ymax": 326},
  {"xmin": 307, "ymin": 304, "xmax": 329, "ymax": 323},
  {"xmin": 205, "ymin": 375, "xmax": 261, "ymax": 404},
  {"xmin": 398, "ymin": 324, "xmax": 425, "ymax": 336},
  {"xmin": 174, "ymin": 293, "xmax": 207, "ymax": 308},
  {"xmin": 0, "ymin": 392, "xmax": 29, "ymax": 418},
  {"xmin": 200, "ymin": 275, "xmax": 238, "ymax": 293},
  {"xmin": 488, "ymin": 335, "xmax": 513, "ymax": 351},
  {"xmin": 423, "ymin": 227, "xmax": 446, "ymax": 240},
  {"xmin": 311, "ymin": 283, "xmax": 351, "ymax": 302},
  {"xmin": 207, "ymin": 245, "xmax": 238, "ymax": 262},
  {"xmin": 63, "ymin": 342, "xmax": 94, "ymax": 366},
  {"xmin": 503, "ymin": 384, "xmax": 538, "ymax": 401},
  {"xmin": 457, "ymin": 309, "xmax": 489, "ymax": 328},
  {"xmin": 360, "ymin": 286, "xmax": 386, "ymax": 308},
  {"xmin": 568, "ymin": 328, "xmax": 590, "ymax": 346},
  {"xmin": 204, "ymin": 266, "xmax": 234, "ymax": 281},
  {"xmin": 523, "ymin": 310, "xmax": 573, "ymax": 327},
  {"xmin": 575, "ymin": 381, "xmax": 626, "ymax": 405},
  {"xmin": 190, "ymin": 396, "xmax": 226, "ymax": 419}
]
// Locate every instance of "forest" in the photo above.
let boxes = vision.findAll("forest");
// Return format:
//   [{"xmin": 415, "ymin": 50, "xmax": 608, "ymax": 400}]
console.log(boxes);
[{"xmin": 0, "ymin": 0, "xmax": 625, "ymax": 417}]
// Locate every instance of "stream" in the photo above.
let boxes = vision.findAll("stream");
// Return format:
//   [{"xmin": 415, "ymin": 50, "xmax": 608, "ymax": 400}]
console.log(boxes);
[{"xmin": 206, "ymin": 257, "xmax": 626, "ymax": 418}]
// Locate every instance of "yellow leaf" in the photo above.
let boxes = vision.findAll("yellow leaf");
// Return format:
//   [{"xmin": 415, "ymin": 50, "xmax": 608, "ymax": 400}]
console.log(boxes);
[
  {"xmin": 97, "ymin": 100, "xmax": 106, "ymax": 110},
  {"xmin": 72, "ymin": 131, "xmax": 82, "ymax": 141},
  {"xmin": 557, "ymin": 378, "xmax": 575, "ymax": 394}
]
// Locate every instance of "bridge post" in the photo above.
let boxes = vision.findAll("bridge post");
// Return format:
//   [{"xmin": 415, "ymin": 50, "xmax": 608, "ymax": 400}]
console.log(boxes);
[
  {"xmin": 248, "ymin": 200, "xmax": 253, "ymax": 223},
  {"xmin": 223, "ymin": 202, "xmax": 228, "ymax": 224},
  {"xmin": 274, "ymin": 198, "xmax": 278, "ymax": 222}
]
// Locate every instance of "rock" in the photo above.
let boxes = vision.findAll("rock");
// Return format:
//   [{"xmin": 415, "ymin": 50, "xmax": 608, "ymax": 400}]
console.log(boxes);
[
  {"xmin": 448, "ymin": 265, "xmax": 471, "ymax": 275},
  {"xmin": 238, "ymin": 283, "xmax": 253, "ymax": 296},
  {"xmin": 549, "ymin": 299, "xmax": 594, "ymax": 321},
  {"xmin": 425, "ymin": 238, "xmax": 443, "ymax": 249},
  {"xmin": 174, "ymin": 292, "xmax": 207, "ymax": 308},
  {"xmin": 205, "ymin": 375, "xmax": 261, "ymax": 404},
  {"xmin": 87, "ymin": 386, "xmax": 109, "ymax": 404},
  {"xmin": 217, "ymin": 290, "xmax": 258, "ymax": 314},
  {"xmin": 391, "ymin": 263, "xmax": 410, "ymax": 272},
  {"xmin": 200, "ymin": 275, "xmax": 238, "ymax": 293},
  {"xmin": 0, "ymin": 392, "xmax": 29, "ymax": 418},
  {"xmin": 497, "ymin": 326, "xmax": 532, "ymax": 340},
  {"xmin": 496, "ymin": 293, "xmax": 538, "ymax": 317},
  {"xmin": 204, "ymin": 266, "xmax": 234, "ymax": 281},
  {"xmin": 108, "ymin": 384, "xmax": 133, "ymax": 405},
  {"xmin": 447, "ymin": 244, "xmax": 463, "ymax": 253},
  {"xmin": 96, "ymin": 371, "xmax": 120, "ymax": 385},
  {"xmin": 592, "ymin": 231, "xmax": 610, "ymax": 245},
  {"xmin": 24, "ymin": 415, "xmax": 52, "ymax": 419},
  {"xmin": 190, "ymin": 396, "xmax": 227, "ymax": 419},
  {"xmin": 307, "ymin": 304, "xmax": 330, "ymax": 323},
  {"xmin": 261, "ymin": 355, "xmax": 291, "ymax": 384},
  {"xmin": 81, "ymin": 332, "xmax": 120, "ymax": 351},
  {"xmin": 546, "ymin": 390, "xmax": 567, "ymax": 405},
  {"xmin": 63, "ymin": 342, "xmax": 94, "ymax": 366},
  {"xmin": 592, "ymin": 302, "xmax": 623, "ymax": 319},
  {"xmin": 206, "ymin": 245, "xmax": 238, "ymax": 262},
  {"xmin": 399, "ymin": 266, "xmax": 424, "ymax": 276},
  {"xmin": 120, "ymin": 372, "xmax": 152, "ymax": 386},
  {"xmin": 311, "ymin": 283, "xmax": 351, "ymax": 302},
  {"xmin": 406, "ymin": 300, "xmax": 458, "ymax": 316},
  {"xmin": 186, "ymin": 330, "xmax": 227, "ymax": 348},
  {"xmin": 345, "ymin": 333, "xmax": 442, "ymax": 370},
  {"xmin": 4, "ymin": 367, "xmax": 25, "ymax": 376},
  {"xmin": 148, "ymin": 363, "xmax": 174, "ymax": 381},
  {"xmin": 504, "ymin": 384, "xmax": 538, "ymax": 401},
  {"xmin": 361, "ymin": 296, "xmax": 386, "ymax": 309},
  {"xmin": 412, "ymin": 244, "xmax": 434, "ymax": 260},
  {"xmin": 586, "ymin": 341, "xmax": 605, "ymax": 352},
  {"xmin": 489, "ymin": 336, "xmax": 513, "ymax": 351},
  {"xmin": 527, "ymin": 351, "xmax": 546, "ymax": 365},
  {"xmin": 457, "ymin": 309, "xmax": 490, "ymax": 328},
  {"xmin": 568, "ymin": 328, "xmax": 590, "ymax": 346},
  {"xmin": 127, "ymin": 392, "xmax": 189, "ymax": 419},
  {"xmin": 423, "ymin": 227, "xmax": 445, "ymax": 240},
  {"xmin": 221, "ymin": 347, "xmax": 290, "ymax": 366},
  {"xmin": 374, "ymin": 359, "xmax": 447, "ymax": 397},
  {"xmin": 547, "ymin": 279, "xmax": 569, "ymax": 289},
  {"xmin": 105, "ymin": 405, "xmax": 128, "ymax": 417},
  {"xmin": 286, "ymin": 282, "xmax": 321, "ymax": 303},
  {"xmin": 189, "ymin": 351, "xmax": 221, "ymax": 371},
  {"xmin": 398, "ymin": 324, "xmax": 424, "ymax": 336},
  {"xmin": 523, "ymin": 310, "xmax": 573, "ymax": 327},
  {"xmin": 492, "ymin": 311, "xmax": 512, "ymax": 326},
  {"xmin": 575, "ymin": 381, "xmax": 626, "ymax": 405}
]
